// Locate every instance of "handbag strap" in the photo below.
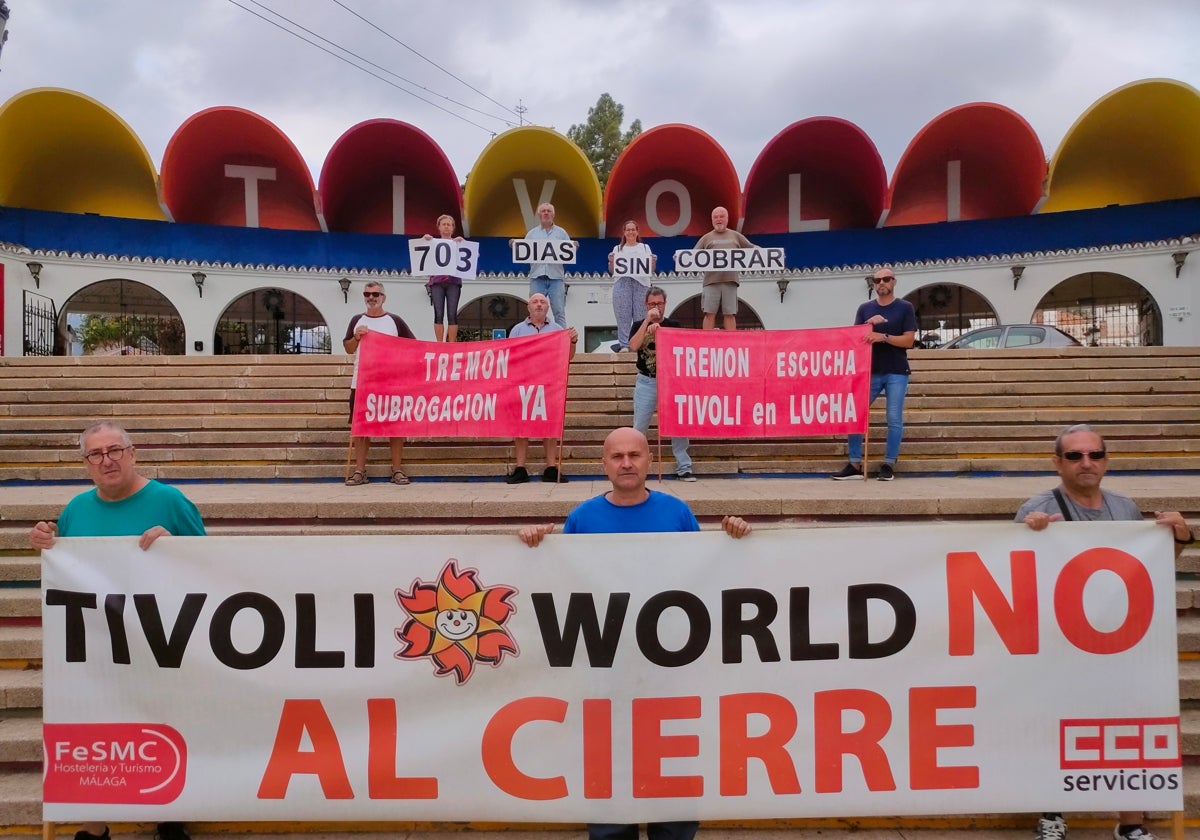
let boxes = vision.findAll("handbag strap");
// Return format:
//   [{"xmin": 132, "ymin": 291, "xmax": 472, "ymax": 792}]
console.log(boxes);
[{"xmin": 1051, "ymin": 488, "xmax": 1074, "ymax": 521}]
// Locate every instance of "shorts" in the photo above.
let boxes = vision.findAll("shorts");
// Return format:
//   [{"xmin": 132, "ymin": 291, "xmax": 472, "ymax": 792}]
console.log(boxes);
[{"xmin": 701, "ymin": 282, "xmax": 739, "ymax": 315}]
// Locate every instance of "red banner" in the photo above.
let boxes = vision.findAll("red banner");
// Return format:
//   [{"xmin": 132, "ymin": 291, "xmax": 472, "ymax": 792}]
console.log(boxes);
[
  {"xmin": 351, "ymin": 331, "xmax": 570, "ymax": 438},
  {"xmin": 656, "ymin": 326, "xmax": 871, "ymax": 438}
]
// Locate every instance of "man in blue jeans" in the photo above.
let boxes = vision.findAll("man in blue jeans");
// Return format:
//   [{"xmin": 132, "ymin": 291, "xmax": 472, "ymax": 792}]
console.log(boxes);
[
  {"xmin": 830, "ymin": 266, "xmax": 917, "ymax": 481},
  {"xmin": 629, "ymin": 286, "xmax": 696, "ymax": 481},
  {"xmin": 514, "ymin": 201, "xmax": 571, "ymax": 326}
]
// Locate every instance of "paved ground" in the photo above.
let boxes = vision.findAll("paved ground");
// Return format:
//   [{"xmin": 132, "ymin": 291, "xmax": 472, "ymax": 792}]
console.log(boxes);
[{"xmin": 2, "ymin": 473, "xmax": 1197, "ymax": 510}]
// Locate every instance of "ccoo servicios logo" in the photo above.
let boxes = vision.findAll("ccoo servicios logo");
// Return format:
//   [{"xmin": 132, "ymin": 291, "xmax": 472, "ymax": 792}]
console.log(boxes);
[{"xmin": 1058, "ymin": 717, "xmax": 1181, "ymax": 794}]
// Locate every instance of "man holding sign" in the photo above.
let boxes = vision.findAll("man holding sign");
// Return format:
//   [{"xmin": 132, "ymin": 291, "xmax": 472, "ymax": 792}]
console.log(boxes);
[
  {"xmin": 830, "ymin": 267, "xmax": 916, "ymax": 482},
  {"xmin": 344, "ymin": 280, "xmax": 416, "ymax": 486},
  {"xmin": 512, "ymin": 202, "xmax": 572, "ymax": 327},
  {"xmin": 518, "ymin": 426, "xmax": 750, "ymax": 840},
  {"xmin": 695, "ymin": 206, "xmax": 756, "ymax": 331},
  {"xmin": 505, "ymin": 293, "xmax": 578, "ymax": 484},
  {"xmin": 1017, "ymin": 423, "xmax": 1191, "ymax": 840},
  {"xmin": 629, "ymin": 286, "xmax": 695, "ymax": 480}
]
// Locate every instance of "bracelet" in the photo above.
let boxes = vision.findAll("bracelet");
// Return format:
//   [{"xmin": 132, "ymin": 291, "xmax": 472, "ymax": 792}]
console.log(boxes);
[{"xmin": 1176, "ymin": 530, "xmax": 1196, "ymax": 546}]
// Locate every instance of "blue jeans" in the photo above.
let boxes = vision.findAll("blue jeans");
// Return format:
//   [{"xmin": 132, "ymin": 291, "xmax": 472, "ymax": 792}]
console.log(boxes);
[
  {"xmin": 847, "ymin": 372, "xmax": 909, "ymax": 465},
  {"xmin": 589, "ymin": 822, "xmax": 699, "ymax": 840},
  {"xmin": 530, "ymin": 275, "xmax": 567, "ymax": 327},
  {"xmin": 633, "ymin": 373, "xmax": 691, "ymax": 474}
]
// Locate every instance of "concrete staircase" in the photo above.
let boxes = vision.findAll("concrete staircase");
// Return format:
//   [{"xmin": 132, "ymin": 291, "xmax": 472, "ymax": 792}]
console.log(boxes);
[
  {"xmin": 1, "ymin": 347, "xmax": 1198, "ymax": 838},
  {"xmin": 0, "ymin": 347, "xmax": 1196, "ymax": 482}
]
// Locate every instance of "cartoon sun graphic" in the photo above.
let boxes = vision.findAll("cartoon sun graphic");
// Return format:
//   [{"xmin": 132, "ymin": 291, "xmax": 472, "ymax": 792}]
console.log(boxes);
[{"xmin": 394, "ymin": 559, "xmax": 519, "ymax": 684}]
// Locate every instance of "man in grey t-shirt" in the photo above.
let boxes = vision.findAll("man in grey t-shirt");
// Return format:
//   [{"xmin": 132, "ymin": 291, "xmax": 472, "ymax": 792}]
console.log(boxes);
[{"xmin": 1017, "ymin": 423, "xmax": 1193, "ymax": 840}]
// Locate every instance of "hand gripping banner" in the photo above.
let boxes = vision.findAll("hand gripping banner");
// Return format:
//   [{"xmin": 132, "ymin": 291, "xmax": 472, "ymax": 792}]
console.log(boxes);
[
  {"xmin": 350, "ymin": 330, "xmax": 570, "ymax": 438},
  {"xmin": 655, "ymin": 326, "xmax": 871, "ymax": 438}
]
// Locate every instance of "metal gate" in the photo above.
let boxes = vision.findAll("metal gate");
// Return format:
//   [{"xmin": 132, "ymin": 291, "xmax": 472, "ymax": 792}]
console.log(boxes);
[{"xmin": 22, "ymin": 290, "xmax": 56, "ymax": 356}]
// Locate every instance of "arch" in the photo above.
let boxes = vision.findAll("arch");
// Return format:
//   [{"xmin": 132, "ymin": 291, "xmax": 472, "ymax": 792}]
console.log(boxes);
[
  {"xmin": 320, "ymin": 119, "xmax": 461, "ymax": 235},
  {"xmin": 743, "ymin": 117, "xmax": 886, "ymax": 235},
  {"xmin": 667, "ymin": 295, "xmax": 764, "ymax": 331},
  {"xmin": 161, "ymin": 107, "xmax": 320, "ymax": 230},
  {"xmin": 214, "ymin": 288, "xmax": 331, "ymax": 354},
  {"xmin": 1042, "ymin": 79, "xmax": 1200, "ymax": 213},
  {"xmin": 60, "ymin": 279, "xmax": 185, "ymax": 355},
  {"xmin": 0, "ymin": 88, "xmax": 165, "ymax": 220},
  {"xmin": 463, "ymin": 126, "xmax": 602, "ymax": 237},
  {"xmin": 456, "ymin": 294, "xmax": 529, "ymax": 343},
  {"xmin": 1032, "ymin": 272, "xmax": 1162, "ymax": 347},
  {"xmin": 886, "ymin": 103, "xmax": 1046, "ymax": 227},
  {"xmin": 903, "ymin": 284, "xmax": 999, "ymax": 347},
  {"xmin": 604, "ymin": 124, "xmax": 743, "ymax": 238}
]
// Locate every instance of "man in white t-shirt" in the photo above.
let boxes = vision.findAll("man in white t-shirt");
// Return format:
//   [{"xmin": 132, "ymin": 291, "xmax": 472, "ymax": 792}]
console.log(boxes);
[{"xmin": 343, "ymin": 280, "xmax": 415, "ymax": 486}]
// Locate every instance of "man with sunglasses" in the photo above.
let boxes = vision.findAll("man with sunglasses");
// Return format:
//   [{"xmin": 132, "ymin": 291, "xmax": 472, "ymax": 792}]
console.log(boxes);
[
  {"xmin": 1017, "ymin": 423, "xmax": 1193, "ymax": 840},
  {"xmin": 344, "ymin": 280, "xmax": 416, "ymax": 486},
  {"xmin": 830, "ymin": 266, "xmax": 917, "ymax": 481},
  {"xmin": 29, "ymin": 420, "xmax": 203, "ymax": 840}
]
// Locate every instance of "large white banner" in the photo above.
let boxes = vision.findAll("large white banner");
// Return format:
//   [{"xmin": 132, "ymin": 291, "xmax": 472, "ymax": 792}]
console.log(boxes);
[{"xmin": 41, "ymin": 523, "xmax": 1181, "ymax": 822}]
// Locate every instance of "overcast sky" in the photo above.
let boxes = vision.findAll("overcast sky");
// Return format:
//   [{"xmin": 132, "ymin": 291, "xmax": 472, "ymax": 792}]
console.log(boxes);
[{"xmin": 2, "ymin": 0, "xmax": 1198, "ymax": 186}]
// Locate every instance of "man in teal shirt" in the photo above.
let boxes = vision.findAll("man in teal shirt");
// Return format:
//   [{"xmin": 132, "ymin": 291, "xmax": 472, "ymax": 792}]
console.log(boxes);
[{"xmin": 30, "ymin": 420, "xmax": 204, "ymax": 840}]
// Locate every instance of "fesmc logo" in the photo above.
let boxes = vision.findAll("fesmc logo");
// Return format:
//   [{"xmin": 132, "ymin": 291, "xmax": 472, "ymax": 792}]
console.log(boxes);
[{"xmin": 394, "ymin": 560, "xmax": 519, "ymax": 684}]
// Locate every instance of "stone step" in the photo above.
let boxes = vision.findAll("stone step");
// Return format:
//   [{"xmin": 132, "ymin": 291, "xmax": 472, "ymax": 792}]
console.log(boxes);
[
  {"xmin": 0, "ymin": 625, "xmax": 40, "ymax": 661},
  {"xmin": 0, "ymin": 667, "xmax": 40, "ymax": 708}
]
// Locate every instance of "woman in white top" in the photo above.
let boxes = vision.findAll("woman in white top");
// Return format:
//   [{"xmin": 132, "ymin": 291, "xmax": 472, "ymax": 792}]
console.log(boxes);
[{"xmin": 607, "ymin": 220, "xmax": 656, "ymax": 351}]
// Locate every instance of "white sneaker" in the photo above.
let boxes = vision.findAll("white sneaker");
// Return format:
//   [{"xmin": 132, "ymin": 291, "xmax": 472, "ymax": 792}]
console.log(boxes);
[
  {"xmin": 1035, "ymin": 815, "xmax": 1067, "ymax": 840},
  {"xmin": 1114, "ymin": 826, "xmax": 1155, "ymax": 840}
]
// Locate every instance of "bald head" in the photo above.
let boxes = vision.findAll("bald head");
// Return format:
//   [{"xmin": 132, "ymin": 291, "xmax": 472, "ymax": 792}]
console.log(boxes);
[{"xmin": 602, "ymin": 427, "xmax": 651, "ymax": 499}]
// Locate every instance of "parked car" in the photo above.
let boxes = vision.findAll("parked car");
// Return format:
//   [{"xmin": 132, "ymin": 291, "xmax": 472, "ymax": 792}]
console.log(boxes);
[{"xmin": 939, "ymin": 324, "xmax": 1082, "ymax": 349}]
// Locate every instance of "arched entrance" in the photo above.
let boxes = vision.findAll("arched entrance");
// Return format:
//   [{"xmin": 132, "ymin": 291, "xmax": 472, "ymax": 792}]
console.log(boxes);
[
  {"xmin": 1034, "ymin": 272, "xmax": 1161, "ymax": 346},
  {"xmin": 457, "ymin": 294, "xmax": 528, "ymax": 342},
  {"xmin": 669, "ymin": 295, "xmax": 765, "ymax": 330},
  {"xmin": 60, "ymin": 279, "xmax": 185, "ymax": 355},
  {"xmin": 215, "ymin": 289, "xmax": 330, "ymax": 354},
  {"xmin": 904, "ymin": 283, "xmax": 999, "ymax": 348}
]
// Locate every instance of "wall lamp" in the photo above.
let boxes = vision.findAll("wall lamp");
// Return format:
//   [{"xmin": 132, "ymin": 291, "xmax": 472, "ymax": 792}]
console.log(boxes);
[
  {"xmin": 1011, "ymin": 265, "xmax": 1025, "ymax": 290},
  {"xmin": 26, "ymin": 261, "xmax": 42, "ymax": 288},
  {"xmin": 192, "ymin": 271, "xmax": 206, "ymax": 298},
  {"xmin": 339, "ymin": 277, "xmax": 351, "ymax": 303},
  {"xmin": 776, "ymin": 278, "xmax": 790, "ymax": 302},
  {"xmin": 1173, "ymin": 251, "xmax": 1188, "ymax": 277}
]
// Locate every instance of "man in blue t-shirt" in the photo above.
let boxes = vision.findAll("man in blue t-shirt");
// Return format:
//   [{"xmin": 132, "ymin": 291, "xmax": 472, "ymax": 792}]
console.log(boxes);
[
  {"xmin": 30, "ymin": 420, "xmax": 203, "ymax": 840},
  {"xmin": 518, "ymin": 426, "xmax": 750, "ymax": 840},
  {"xmin": 830, "ymin": 266, "xmax": 917, "ymax": 482}
]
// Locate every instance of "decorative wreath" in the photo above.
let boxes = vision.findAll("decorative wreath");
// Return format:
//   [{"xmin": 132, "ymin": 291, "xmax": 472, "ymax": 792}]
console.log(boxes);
[
  {"xmin": 261, "ymin": 289, "xmax": 285, "ymax": 314},
  {"xmin": 487, "ymin": 297, "xmax": 510, "ymax": 320},
  {"xmin": 928, "ymin": 284, "xmax": 953, "ymax": 309}
]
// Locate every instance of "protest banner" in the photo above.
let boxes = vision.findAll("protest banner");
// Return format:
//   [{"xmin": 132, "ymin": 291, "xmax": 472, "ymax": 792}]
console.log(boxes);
[
  {"xmin": 42, "ymin": 523, "xmax": 1180, "ymax": 822},
  {"xmin": 350, "ymin": 331, "xmax": 569, "ymax": 438},
  {"xmin": 656, "ymin": 326, "xmax": 871, "ymax": 438},
  {"xmin": 408, "ymin": 239, "xmax": 480, "ymax": 280}
]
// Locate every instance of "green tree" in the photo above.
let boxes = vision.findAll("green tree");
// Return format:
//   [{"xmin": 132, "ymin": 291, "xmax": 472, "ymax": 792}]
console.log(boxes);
[{"xmin": 567, "ymin": 93, "xmax": 642, "ymax": 189}]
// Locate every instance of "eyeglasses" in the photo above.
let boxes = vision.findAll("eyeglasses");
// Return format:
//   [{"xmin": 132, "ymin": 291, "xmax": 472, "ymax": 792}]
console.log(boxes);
[
  {"xmin": 363, "ymin": 292, "xmax": 383, "ymax": 299},
  {"xmin": 1060, "ymin": 450, "xmax": 1106, "ymax": 461},
  {"xmin": 872, "ymin": 276, "xmax": 894, "ymax": 284},
  {"xmin": 84, "ymin": 445, "xmax": 132, "ymax": 464}
]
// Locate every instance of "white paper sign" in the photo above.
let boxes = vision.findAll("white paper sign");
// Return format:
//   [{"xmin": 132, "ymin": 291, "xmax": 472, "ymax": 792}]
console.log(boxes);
[{"xmin": 408, "ymin": 239, "xmax": 480, "ymax": 280}]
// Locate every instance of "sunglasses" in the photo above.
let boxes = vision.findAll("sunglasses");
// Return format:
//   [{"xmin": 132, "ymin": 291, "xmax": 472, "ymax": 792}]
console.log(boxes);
[
  {"xmin": 872, "ymin": 276, "xmax": 894, "ymax": 284},
  {"xmin": 1060, "ymin": 450, "xmax": 1106, "ymax": 461},
  {"xmin": 363, "ymin": 292, "xmax": 383, "ymax": 298}
]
